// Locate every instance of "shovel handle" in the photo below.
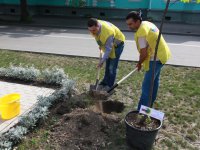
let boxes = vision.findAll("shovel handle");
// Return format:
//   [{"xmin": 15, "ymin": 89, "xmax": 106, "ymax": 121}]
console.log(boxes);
[
  {"xmin": 107, "ymin": 83, "xmax": 118, "ymax": 93},
  {"xmin": 95, "ymin": 66, "xmax": 101, "ymax": 89},
  {"xmin": 95, "ymin": 79, "xmax": 99, "ymax": 88},
  {"xmin": 117, "ymin": 68, "xmax": 137, "ymax": 85},
  {"xmin": 107, "ymin": 68, "xmax": 137, "ymax": 93},
  {"xmin": 95, "ymin": 50, "xmax": 103, "ymax": 89},
  {"xmin": 97, "ymin": 50, "xmax": 103, "ymax": 79},
  {"xmin": 96, "ymin": 66, "xmax": 101, "ymax": 81}
]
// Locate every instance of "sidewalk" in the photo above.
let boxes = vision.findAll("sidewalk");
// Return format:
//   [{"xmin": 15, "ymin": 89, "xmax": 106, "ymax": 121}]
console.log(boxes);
[
  {"xmin": 0, "ymin": 15, "xmax": 200, "ymax": 36},
  {"xmin": 0, "ymin": 81, "xmax": 54, "ymax": 134}
]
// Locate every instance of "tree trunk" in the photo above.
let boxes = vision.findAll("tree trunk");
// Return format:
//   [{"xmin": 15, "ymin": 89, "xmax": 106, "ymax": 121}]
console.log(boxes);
[{"xmin": 20, "ymin": 0, "xmax": 30, "ymax": 22}]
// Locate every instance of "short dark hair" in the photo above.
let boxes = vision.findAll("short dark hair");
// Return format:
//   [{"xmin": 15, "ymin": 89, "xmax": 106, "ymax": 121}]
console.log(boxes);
[
  {"xmin": 87, "ymin": 18, "xmax": 98, "ymax": 27},
  {"xmin": 126, "ymin": 11, "xmax": 142, "ymax": 22}
]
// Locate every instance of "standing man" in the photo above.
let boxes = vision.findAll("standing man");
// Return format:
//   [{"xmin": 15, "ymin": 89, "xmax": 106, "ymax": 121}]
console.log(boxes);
[
  {"xmin": 87, "ymin": 18, "xmax": 125, "ymax": 89},
  {"xmin": 126, "ymin": 11, "xmax": 171, "ymax": 110}
]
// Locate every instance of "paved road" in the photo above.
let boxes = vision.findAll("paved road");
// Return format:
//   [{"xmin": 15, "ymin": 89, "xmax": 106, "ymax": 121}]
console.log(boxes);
[{"xmin": 0, "ymin": 25, "xmax": 199, "ymax": 67}]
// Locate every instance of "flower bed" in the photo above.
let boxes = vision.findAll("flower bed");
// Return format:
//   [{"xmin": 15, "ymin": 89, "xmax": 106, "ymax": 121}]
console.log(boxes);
[{"xmin": 0, "ymin": 65, "xmax": 74, "ymax": 150}]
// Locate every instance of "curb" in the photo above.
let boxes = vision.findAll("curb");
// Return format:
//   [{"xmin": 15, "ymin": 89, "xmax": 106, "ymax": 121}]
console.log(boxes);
[{"xmin": 3, "ymin": 49, "xmax": 200, "ymax": 68}]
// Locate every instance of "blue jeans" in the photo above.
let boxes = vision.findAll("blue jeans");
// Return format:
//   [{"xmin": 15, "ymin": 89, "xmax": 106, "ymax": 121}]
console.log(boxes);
[
  {"xmin": 137, "ymin": 61, "xmax": 164, "ymax": 110},
  {"xmin": 100, "ymin": 43, "xmax": 124, "ymax": 87}
]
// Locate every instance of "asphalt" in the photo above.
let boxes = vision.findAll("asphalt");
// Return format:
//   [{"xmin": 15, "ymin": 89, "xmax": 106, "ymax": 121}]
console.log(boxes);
[{"xmin": 0, "ymin": 25, "xmax": 199, "ymax": 68}]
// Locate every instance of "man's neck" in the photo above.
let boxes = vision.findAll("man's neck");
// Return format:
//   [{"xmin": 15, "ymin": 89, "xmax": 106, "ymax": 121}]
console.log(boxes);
[
  {"xmin": 97, "ymin": 22, "xmax": 102, "ymax": 36},
  {"xmin": 136, "ymin": 22, "xmax": 142, "ymax": 31}
]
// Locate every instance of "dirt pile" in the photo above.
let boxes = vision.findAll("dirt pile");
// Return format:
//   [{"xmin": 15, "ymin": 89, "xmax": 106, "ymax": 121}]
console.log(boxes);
[{"xmin": 49, "ymin": 108, "xmax": 121, "ymax": 150}]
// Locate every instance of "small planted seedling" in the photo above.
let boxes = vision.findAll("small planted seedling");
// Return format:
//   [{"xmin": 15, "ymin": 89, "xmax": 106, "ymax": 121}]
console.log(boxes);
[
  {"xmin": 145, "ymin": 116, "xmax": 152, "ymax": 125},
  {"xmin": 144, "ymin": 108, "xmax": 152, "ymax": 124},
  {"xmin": 138, "ymin": 107, "xmax": 152, "ymax": 126}
]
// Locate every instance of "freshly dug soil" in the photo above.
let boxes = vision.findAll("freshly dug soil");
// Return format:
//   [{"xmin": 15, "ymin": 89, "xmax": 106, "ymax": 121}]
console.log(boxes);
[
  {"xmin": 89, "ymin": 84, "xmax": 115, "ymax": 100},
  {"xmin": 126, "ymin": 113, "xmax": 160, "ymax": 131},
  {"xmin": 88, "ymin": 84, "xmax": 125, "ymax": 113},
  {"xmin": 49, "ymin": 108, "xmax": 121, "ymax": 150},
  {"xmin": 55, "ymin": 93, "xmax": 89, "ymax": 115}
]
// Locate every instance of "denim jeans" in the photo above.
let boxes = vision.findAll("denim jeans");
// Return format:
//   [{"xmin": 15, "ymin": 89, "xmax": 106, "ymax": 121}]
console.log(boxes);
[
  {"xmin": 100, "ymin": 43, "xmax": 124, "ymax": 87},
  {"xmin": 137, "ymin": 61, "xmax": 164, "ymax": 110}
]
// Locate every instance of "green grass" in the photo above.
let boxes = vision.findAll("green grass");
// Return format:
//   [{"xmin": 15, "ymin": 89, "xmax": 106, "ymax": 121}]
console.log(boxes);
[
  {"xmin": 16, "ymin": 115, "xmax": 60, "ymax": 150},
  {"xmin": 0, "ymin": 49, "xmax": 200, "ymax": 150}
]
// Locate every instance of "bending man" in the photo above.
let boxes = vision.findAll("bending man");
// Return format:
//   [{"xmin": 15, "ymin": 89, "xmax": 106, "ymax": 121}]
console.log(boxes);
[{"xmin": 88, "ymin": 18, "xmax": 125, "ymax": 89}]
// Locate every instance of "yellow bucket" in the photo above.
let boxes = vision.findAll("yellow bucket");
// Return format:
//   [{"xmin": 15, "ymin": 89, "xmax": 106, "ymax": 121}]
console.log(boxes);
[{"xmin": 0, "ymin": 93, "xmax": 21, "ymax": 120}]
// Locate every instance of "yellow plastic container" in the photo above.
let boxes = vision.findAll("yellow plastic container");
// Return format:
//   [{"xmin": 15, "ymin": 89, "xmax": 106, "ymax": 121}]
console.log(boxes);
[{"xmin": 0, "ymin": 93, "xmax": 21, "ymax": 120}]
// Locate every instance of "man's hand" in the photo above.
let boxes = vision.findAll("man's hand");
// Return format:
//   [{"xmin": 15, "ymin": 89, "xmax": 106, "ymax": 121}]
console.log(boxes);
[
  {"xmin": 136, "ymin": 63, "xmax": 142, "ymax": 71},
  {"xmin": 97, "ymin": 62, "xmax": 103, "ymax": 68},
  {"xmin": 136, "ymin": 47, "xmax": 147, "ymax": 71}
]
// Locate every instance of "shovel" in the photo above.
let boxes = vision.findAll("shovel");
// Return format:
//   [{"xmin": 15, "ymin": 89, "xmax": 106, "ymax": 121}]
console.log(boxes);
[
  {"xmin": 95, "ymin": 50, "xmax": 103, "ymax": 90},
  {"xmin": 107, "ymin": 67, "xmax": 137, "ymax": 93},
  {"xmin": 89, "ymin": 50, "xmax": 103, "ymax": 93},
  {"xmin": 91, "ymin": 67, "xmax": 138, "ymax": 100}
]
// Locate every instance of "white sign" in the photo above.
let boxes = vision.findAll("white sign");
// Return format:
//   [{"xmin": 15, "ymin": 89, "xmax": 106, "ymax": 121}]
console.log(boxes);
[{"xmin": 139, "ymin": 105, "xmax": 165, "ymax": 121}]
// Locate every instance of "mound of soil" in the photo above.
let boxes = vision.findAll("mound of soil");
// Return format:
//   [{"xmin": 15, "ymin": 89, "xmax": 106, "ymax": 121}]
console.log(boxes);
[
  {"xmin": 49, "ymin": 108, "xmax": 121, "ymax": 150},
  {"xmin": 54, "ymin": 92, "xmax": 90, "ymax": 115}
]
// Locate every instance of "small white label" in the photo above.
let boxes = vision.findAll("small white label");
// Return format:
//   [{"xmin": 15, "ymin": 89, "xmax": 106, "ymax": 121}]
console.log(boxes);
[{"xmin": 139, "ymin": 105, "xmax": 165, "ymax": 121}]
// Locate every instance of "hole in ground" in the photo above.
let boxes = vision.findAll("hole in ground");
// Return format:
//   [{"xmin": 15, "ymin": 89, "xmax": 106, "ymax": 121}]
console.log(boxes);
[{"xmin": 95, "ymin": 100, "xmax": 125, "ymax": 113}]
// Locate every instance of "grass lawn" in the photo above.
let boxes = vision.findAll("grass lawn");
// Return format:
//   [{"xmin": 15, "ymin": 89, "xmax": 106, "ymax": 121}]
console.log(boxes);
[{"xmin": 0, "ymin": 49, "xmax": 200, "ymax": 150}]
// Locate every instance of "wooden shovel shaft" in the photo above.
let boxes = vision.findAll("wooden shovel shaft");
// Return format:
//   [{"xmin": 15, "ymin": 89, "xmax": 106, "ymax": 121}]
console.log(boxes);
[
  {"xmin": 95, "ymin": 79, "xmax": 99, "ymax": 88},
  {"xmin": 107, "ymin": 83, "xmax": 118, "ymax": 93},
  {"xmin": 95, "ymin": 50, "xmax": 103, "ymax": 89},
  {"xmin": 107, "ymin": 68, "xmax": 137, "ymax": 93},
  {"xmin": 117, "ymin": 68, "xmax": 137, "ymax": 85}
]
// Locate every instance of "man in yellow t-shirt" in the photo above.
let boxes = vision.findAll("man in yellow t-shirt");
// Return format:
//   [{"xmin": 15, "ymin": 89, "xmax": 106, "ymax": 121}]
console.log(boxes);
[
  {"xmin": 126, "ymin": 11, "xmax": 171, "ymax": 110},
  {"xmin": 87, "ymin": 18, "xmax": 125, "ymax": 89}
]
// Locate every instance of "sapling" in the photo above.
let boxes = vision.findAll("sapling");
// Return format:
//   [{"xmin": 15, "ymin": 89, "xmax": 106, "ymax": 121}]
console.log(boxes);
[{"xmin": 145, "ymin": 116, "xmax": 152, "ymax": 125}]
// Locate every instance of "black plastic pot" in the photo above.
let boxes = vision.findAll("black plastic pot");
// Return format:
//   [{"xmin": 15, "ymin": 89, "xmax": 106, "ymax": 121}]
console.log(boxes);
[{"xmin": 124, "ymin": 111, "xmax": 162, "ymax": 150}]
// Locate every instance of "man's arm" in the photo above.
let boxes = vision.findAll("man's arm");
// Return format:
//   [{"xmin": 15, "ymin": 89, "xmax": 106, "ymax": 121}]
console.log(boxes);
[
  {"xmin": 137, "ymin": 37, "xmax": 148, "ymax": 71},
  {"xmin": 98, "ymin": 36, "xmax": 114, "ymax": 67},
  {"xmin": 137, "ymin": 48, "xmax": 148, "ymax": 71}
]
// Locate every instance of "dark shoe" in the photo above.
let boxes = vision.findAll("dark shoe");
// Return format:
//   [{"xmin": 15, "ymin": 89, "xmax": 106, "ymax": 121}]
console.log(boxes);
[
  {"xmin": 103, "ymin": 86, "xmax": 115, "ymax": 96},
  {"xmin": 99, "ymin": 81, "xmax": 107, "ymax": 86}
]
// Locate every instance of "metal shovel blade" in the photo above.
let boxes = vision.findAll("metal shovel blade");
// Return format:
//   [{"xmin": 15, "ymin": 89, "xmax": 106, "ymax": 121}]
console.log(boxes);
[{"xmin": 89, "ymin": 84, "xmax": 110, "ymax": 100}]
